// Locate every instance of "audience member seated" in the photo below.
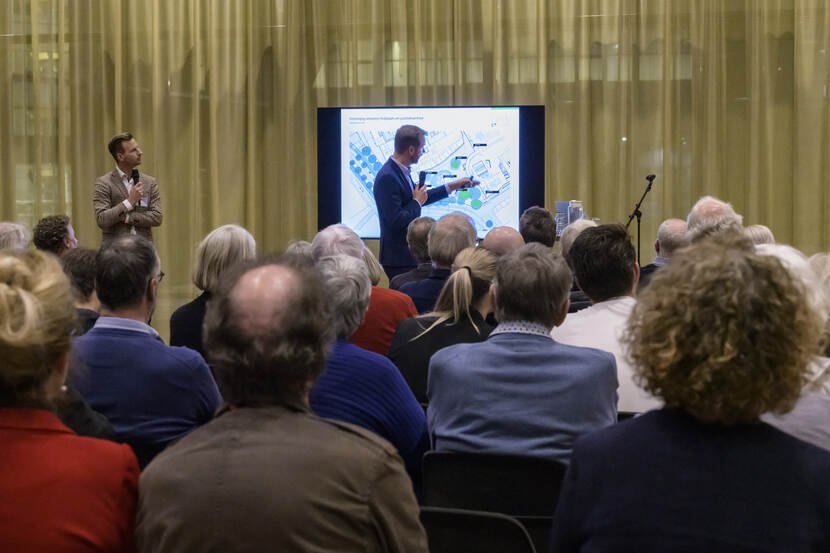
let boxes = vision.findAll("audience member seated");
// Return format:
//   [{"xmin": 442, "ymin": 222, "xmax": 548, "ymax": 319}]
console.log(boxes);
[
  {"xmin": 810, "ymin": 252, "xmax": 830, "ymax": 357},
  {"xmin": 389, "ymin": 246, "xmax": 497, "ymax": 402},
  {"xmin": 400, "ymin": 212, "xmax": 476, "ymax": 313},
  {"xmin": 551, "ymin": 235, "xmax": 830, "ymax": 552},
  {"xmin": 553, "ymin": 224, "xmax": 660, "ymax": 413},
  {"xmin": 685, "ymin": 195, "xmax": 743, "ymax": 243},
  {"xmin": 70, "ymin": 236, "xmax": 222, "ymax": 467},
  {"xmin": 32, "ymin": 214, "xmax": 78, "ymax": 255},
  {"xmin": 61, "ymin": 247, "xmax": 101, "ymax": 334},
  {"xmin": 744, "ymin": 223, "xmax": 775, "ymax": 245},
  {"xmin": 309, "ymin": 254, "xmax": 429, "ymax": 488},
  {"xmin": 638, "ymin": 217, "xmax": 687, "ymax": 290},
  {"xmin": 312, "ymin": 224, "xmax": 416, "ymax": 355},
  {"xmin": 0, "ymin": 222, "xmax": 30, "ymax": 251},
  {"xmin": 559, "ymin": 218, "xmax": 597, "ymax": 313},
  {"xmin": 757, "ymin": 244, "xmax": 830, "ymax": 451},
  {"xmin": 284, "ymin": 239, "xmax": 314, "ymax": 264},
  {"xmin": 480, "ymin": 225, "xmax": 525, "ymax": 257},
  {"xmin": 136, "ymin": 257, "xmax": 428, "ymax": 553},
  {"xmin": 0, "ymin": 250, "xmax": 138, "ymax": 553},
  {"xmin": 390, "ymin": 216, "xmax": 436, "ymax": 290},
  {"xmin": 428, "ymin": 243, "xmax": 617, "ymax": 465},
  {"xmin": 170, "ymin": 224, "xmax": 256, "ymax": 357},
  {"xmin": 519, "ymin": 205, "xmax": 556, "ymax": 247}
]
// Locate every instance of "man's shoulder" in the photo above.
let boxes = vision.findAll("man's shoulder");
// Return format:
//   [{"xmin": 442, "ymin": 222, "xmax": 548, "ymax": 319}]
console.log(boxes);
[{"xmin": 94, "ymin": 170, "xmax": 119, "ymax": 185}]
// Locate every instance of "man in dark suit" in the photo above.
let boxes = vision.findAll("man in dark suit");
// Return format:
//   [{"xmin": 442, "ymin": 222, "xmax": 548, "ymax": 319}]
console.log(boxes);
[
  {"xmin": 94, "ymin": 132, "xmax": 162, "ymax": 244},
  {"xmin": 373, "ymin": 125, "xmax": 478, "ymax": 280}
]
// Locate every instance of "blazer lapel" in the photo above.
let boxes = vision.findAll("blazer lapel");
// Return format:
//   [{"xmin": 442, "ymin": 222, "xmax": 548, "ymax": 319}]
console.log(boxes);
[
  {"xmin": 390, "ymin": 161, "xmax": 414, "ymax": 201},
  {"xmin": 110, "ymin": 170, "xmax": 129, "ymax": 201}
]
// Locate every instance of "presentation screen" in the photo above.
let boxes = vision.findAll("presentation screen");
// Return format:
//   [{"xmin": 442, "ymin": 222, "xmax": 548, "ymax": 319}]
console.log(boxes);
[{"xmin": 317, "ymin": 105, "xmax": 545, "ymax": 239}]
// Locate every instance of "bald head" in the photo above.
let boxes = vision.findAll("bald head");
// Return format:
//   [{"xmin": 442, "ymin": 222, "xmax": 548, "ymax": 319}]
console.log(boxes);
[
  {"xmin": 482, "ymin": 226, "xmax": 525, "ymax": 257},
  {"xmin": 655, "ymin": 218, "xmax": 689, "ymax": 258},
  {"xmin": 203, "ymin": 259, "xmax": 333, "ymax": 406},
  {"xmin": 686, "ymin": 196, "xmax": 743, "ymax": 243},
  {"xmin": 231, "ymin": 265, "xmax": 300, "ymax": 336}
]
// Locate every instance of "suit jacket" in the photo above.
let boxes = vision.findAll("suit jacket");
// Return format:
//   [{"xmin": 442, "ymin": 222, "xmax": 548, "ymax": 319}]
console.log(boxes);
[
  {"xmin": 94, "ymin": 169, "xmax": 162, "ymax": 243},
  {"xmin": 552, "ymin": 408, "xmax": 830, "ymax": 552},
  {"xmin": 169, "ymin": 291, "xmax": 211, "ymax": 358},
  {"xmin": 389, "ymin": 311, "xmax": 494, "ymax": 403},
  {"xmin": 373, "ymin": 158, "xmax": 448, "ymax": 267},
  {"xmin": 69, "ymin": 321, "xmax": 222, "ymax": 467},
  {"xmin": 427, "ymin": 331, "xmax": 618, "ymax": 465},
  {"xmin": 389, "ymin": 262, "xmax": 432, "ymax": 290},
  {"xmin": 399, "ymin": 267, "xmax": 452, "ymax": 314},
  {"xmin": 0, "ymin": 408, "xmax": 138, "ymax": 553},
  {"xmin": 137, "ymin": 404, "xmax": 428, "ymax": 553}
]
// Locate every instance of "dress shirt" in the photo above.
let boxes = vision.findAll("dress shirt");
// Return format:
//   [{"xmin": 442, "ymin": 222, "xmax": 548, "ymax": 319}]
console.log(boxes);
[
  {"xmin": 490, "ymin": 320, "xmax": 552, "ymax": 338},
  {"xmin": 116, "ymin": 166, "xmax": 137, "ymax": 230}
]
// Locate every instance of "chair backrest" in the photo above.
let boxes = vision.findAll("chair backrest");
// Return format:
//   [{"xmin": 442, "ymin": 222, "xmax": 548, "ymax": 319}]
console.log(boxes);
[
  {"xmin": 420, "ymin": 506, "xmax": 537, "ymax": 553},
  {"xmin": 422, "ymin": 451, "xmax": 567, "ymax": 517}
]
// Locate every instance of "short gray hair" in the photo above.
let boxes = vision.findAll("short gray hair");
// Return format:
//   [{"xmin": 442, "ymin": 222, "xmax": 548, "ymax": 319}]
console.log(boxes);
[
  {"xmin": 311, "ymin": 224, "xmax": 365, "ymax": 261},
  {"xmin": 656, "ymin": 218, "xmax": 689, "ymax": 257},
  {"xmin": 744, "ymin": 224, "xmax": 775, "ymax": 246},
  {"xmin": 0, "ymin": 222, "xmax": 30, "ymax": 252},
  {"xmin": 317, "ymin": 254, "xmax": 372, "ymax": 339},
  {"xmin": 493, "ymin": 243, "xmax": 572, "ymax": 328},
  {"xmin": 193, "ymin": 224, "xmax": 257, "ymax": 291},
  {"xmin": 559, "ymin": 218, "xmax": 597, "ymax": 261},
  {"xmin": 428, "ymin": 212, "xmax": 476, "ymax": 267},
  {"xmin": 686, "ymin": 195, "xmax": 743, "ymax": 243}
]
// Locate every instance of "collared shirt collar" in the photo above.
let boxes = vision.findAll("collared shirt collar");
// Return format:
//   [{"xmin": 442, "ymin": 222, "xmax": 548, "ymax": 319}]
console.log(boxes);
[
  {"xmin": 490, "ymin": 320, "xmax": 552, "ymax": 338},
  {"xmin": 391, "ymin": 156, "xmax": 412, "ymax": 177},
  {"xmin": 116, "ymin": 166, "xmax": 129, "ymax": 180},
  {"xmin": 653, "ymin": 255, "xmax": 670, "ymax": 267},
  {"xmin": 93, "ymin": 316, "xmax": 160, "ymax": 338}
]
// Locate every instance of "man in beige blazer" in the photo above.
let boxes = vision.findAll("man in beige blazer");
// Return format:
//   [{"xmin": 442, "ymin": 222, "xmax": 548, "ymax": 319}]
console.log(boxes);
[{"xmin": 94, "ymin": 132, "xmax": 162, "ymax": 244}]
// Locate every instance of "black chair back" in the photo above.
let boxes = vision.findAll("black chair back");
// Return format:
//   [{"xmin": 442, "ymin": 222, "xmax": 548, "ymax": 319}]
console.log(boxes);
[{"xmin": 420, "ymin": 506, "xmax": 536, "ymax": 553}]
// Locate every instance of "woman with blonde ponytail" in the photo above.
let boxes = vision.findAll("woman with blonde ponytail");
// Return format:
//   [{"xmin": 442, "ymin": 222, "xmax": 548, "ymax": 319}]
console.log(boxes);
[
  {"xmin": 0, "ymin": 250, "xmax": 138, "ymax": 552},
  {"xmin": 389, "ymin": 246, "xmax": 496, "ymax": 402}
]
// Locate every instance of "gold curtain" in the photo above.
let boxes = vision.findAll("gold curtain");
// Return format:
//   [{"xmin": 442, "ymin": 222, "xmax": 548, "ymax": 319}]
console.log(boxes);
[{"xmin": 2, "ymin": 0, "xmax": 829, "ymax": 340}]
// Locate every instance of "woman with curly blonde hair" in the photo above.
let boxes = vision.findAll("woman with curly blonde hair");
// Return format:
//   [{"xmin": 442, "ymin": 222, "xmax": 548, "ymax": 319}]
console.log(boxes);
[
  {"xmin": 0, "ymin": 250, "xmax": 138, "ymax": 552},
  {"xmin": 551, "ymin": 236, "xmax": 830, "ymax": 552},
  {"xmin": 389, "ymin": 246, "xmax": 496, "ymax": 402}
]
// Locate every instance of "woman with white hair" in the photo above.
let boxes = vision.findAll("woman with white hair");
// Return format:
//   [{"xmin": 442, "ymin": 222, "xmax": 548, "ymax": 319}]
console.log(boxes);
[{"xmin": 170, "ymin": 224, "xmax": 256, "ymax": 357}]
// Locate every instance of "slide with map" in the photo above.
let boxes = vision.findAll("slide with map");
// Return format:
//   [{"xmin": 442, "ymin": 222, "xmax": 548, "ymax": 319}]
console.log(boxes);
[{"xmin": 340, "ymin": 107, "xmax": 521, "ymax": 238}]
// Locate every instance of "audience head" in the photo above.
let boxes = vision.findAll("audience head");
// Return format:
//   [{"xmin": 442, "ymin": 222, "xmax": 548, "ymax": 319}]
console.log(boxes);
[
  {"xmin": 406, "ymin": 217, "xmax": 436, "ymax": 264},
  {"xmin": 493, "ymin": 243, "xmax": 572, "ymax": 329},
  {"xmin": 427, "ymin": 247, "xmax": 497, "ymax": 333},
  {"xmin": 655, "ymin": 218, "xmax": 689, "ymax": 258},
  {"xmin": 428, "ymin": 212, "xmax": 477, "ymax": 268},
  {"xmin": 60, "ymin": 247, "xmax": 98, "ymax": 306},
  {"xmin": 569, "ymin": 224, "xmax": 637, "ymax": 302},
  {"xmin": 311, "ymin": 224, "xmax": 365, "ymax": 261},
  {"xmin": 0, "ymin": 222, "xmax": 30, "ymax": 252},
  {"xmin": 96, "ymin": 236, "xmax": 161, "ymax": 318},
  {"xmin": 362, "ymin": 249, "xmax": 384, "ymax": 286},
  {"xmin": 192, "ymin": 224, "xmax": 256, "ymax": 293},
  {"xmin": 559, "ymin": 218, "xmax": 598, "ymax": 262},
  {"xmin": 744, "ymin": 224, "xmax": 775, "ymax": 245},
  {"xmin": 625, "ymin": 235, "xmax": 824, "ymax": 424},
  {"xmin": 317, "ymin": 255, "xmax": 372, "ymax": 340},
  {"xmin": 685, "ymin": 195, "xmax": 743, "ymax": 243},
  {"xmin": 519, "ymin": 206, "xmax": 557, "ymax": 247},
  {"xmin": 810, "ymin": 252, "xmax": 830, "ymax": 355},
  {"xmin": 284, "ymin": 240, "xmax": 314, "ymax": 266},
  {"xmin": 33, "ymin": 215, "xmax": 77, "ymax": 255},
  {"xmin": 203, "ymin": 257, "xmax": 333, "ymax": 406},
  {"xmin": 481, "ymin": 226, "xmax": 525, "ymax": 257},
  {"xmin": 0, "ymin": 251, "xmax": 76, "ymax": 408}
]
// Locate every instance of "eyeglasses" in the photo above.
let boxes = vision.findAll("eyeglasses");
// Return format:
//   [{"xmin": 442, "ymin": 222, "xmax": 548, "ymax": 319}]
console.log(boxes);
[{"xmin": 156, "ymin": 271, "xmax": 165, "ymax": 283}]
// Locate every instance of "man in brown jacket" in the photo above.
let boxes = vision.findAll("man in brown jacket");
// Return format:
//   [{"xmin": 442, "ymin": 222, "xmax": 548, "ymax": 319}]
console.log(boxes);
[
  {"xmin": 94, "ymin": 132, "xmax": 162, "ymax": 244},
  {"xmin": 136, "ymin": 256, "xmax": 428, "ymax": 553}
]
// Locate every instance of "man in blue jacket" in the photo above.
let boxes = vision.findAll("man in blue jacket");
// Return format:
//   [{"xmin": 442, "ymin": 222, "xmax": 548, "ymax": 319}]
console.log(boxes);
[{"xmin": 373, "ymin": 125, "xmax": 478, "ymax": 280}]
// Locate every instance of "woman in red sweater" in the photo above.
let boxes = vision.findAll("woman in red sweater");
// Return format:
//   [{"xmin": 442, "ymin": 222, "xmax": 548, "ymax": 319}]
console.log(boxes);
[{"xmin": 0, "ymin": 250, "xmax": 138, "ymax": 553}]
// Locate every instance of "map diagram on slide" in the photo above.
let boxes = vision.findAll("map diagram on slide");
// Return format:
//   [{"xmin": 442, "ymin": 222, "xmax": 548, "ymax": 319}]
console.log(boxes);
[{"xmin": 341, "ymin": 109, "xmax": 520, "ymax": 238}]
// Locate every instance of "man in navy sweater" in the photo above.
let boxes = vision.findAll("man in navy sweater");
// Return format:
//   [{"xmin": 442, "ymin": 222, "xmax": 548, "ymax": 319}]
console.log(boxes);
[{"xmin": 373, "ymin": 125, "xmax": 477, "ymax": 280}]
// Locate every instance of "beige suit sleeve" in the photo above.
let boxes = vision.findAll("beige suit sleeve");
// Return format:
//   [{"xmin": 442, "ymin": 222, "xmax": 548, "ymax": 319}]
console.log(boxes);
[
  {"xmin": 129, "ymin": 177, "xmax": 163, "ymax": 229},
  {"xmin": 94, "ymin": 176, "xmax": 128, "ymax": 230},
  {"xmin": 368, "ymin": 452, "xmax": 429, "ymax": 553}
]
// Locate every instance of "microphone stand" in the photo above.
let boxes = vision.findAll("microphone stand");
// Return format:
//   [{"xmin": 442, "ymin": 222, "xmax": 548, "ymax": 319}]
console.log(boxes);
[{"xmin": 625, "ymin": 175, "xmax": 656, "ymax": 266}]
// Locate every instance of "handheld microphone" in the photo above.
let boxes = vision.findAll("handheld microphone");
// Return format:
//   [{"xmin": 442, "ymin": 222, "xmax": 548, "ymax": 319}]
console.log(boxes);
[
  {"xmin": 131, "ymin": 169, "xmax": 145, "ymax": 206},
  {"xmin": 418, "ymin": 171, "xmax": 426, "ymax": 188},
  {"xmin": 646, "ymin": 174, "xmax": 656, "ymax": 182}
]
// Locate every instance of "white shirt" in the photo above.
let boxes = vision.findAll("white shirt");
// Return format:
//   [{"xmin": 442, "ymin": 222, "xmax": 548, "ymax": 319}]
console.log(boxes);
[{"xmin": 552, "ymin": 295, "xmax": 662, "ymax": 413}]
